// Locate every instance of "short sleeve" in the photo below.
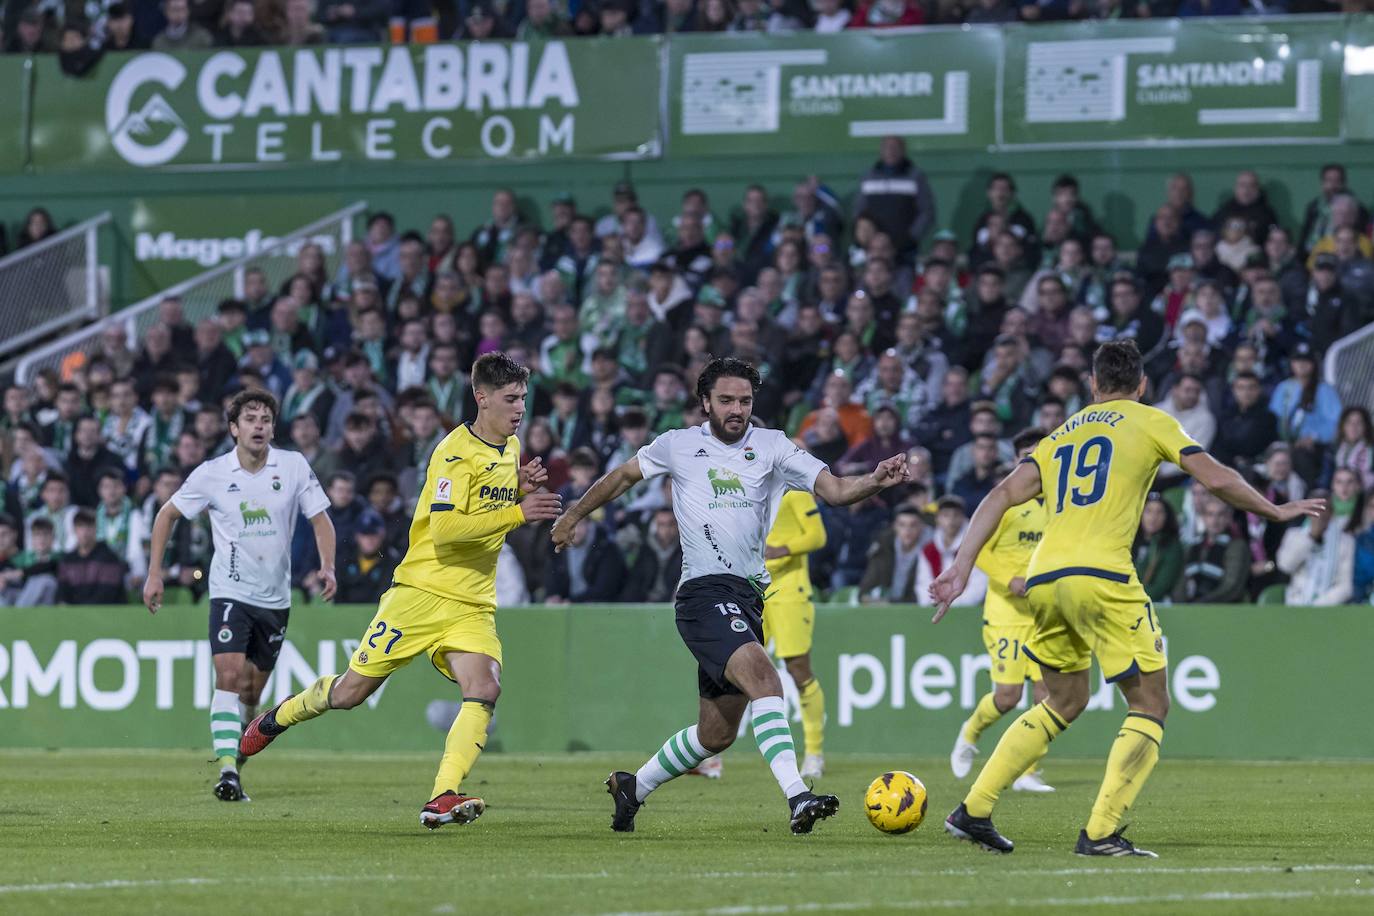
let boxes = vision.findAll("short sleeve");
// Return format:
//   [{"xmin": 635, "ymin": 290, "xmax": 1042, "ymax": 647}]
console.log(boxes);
[
  {"xmin": 774, "ymin": 436, "xmax": 827, "ymax": 492},
  {"xmin": 170, "ymin": 465, "xmax": 212, "ymax": 518},
  {"xmin": 636, "ymin": 431, "xmax": 675, "ymax": 480},
  {"xmin": 295, "ymin": 456, "xmax": 330, "ymax": 519},
  {"xmin": 1149, "ymin": 410, "xmax": 1203, "ymax": 465}
]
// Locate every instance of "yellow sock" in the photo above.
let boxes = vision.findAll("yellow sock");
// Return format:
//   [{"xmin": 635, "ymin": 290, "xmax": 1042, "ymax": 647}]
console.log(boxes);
[
  {"xmin": 797, "ymin": 678, "xmax": 825, "ymax": 758},
  {"xmin": 964, "ymin": 702, "xmax": 1068, "ymax": 817},
  {"xmin": 431, "ymin": 699, "xmax": 494, "ymax": 800},
  {"xmin": 275, "ymin": 675, "xmax": 336, "ymax": 727},
  {"xmin": 1085, "ymin": 712, "xmax": 1164, "ymax": 839},
  {"xmin": 961, "ymin": 692, "xmax": 1005, "ymax": 744}
]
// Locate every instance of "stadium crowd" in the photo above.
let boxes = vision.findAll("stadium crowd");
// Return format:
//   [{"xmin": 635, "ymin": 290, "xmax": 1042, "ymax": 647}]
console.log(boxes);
[
  {"xmin": 1, "ymin": 0, "xmax": 1366, "ymax": 61},
  {"xmin": 2, "ymin": 145, "xmax": 1374, "ymax": 609}
]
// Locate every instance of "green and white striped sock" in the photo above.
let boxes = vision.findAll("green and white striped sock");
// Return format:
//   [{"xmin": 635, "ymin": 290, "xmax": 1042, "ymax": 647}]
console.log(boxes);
[
  {"xmin": 751, "ymin": 696, "xmax": 807, "ymax": 799},
  {"xmin": 634, "ymin": 725, "xmax": 710, "ymax": 802},
  {"xmin": 211, "ymin": 689, "xmax": 241, "ymax": 770}
]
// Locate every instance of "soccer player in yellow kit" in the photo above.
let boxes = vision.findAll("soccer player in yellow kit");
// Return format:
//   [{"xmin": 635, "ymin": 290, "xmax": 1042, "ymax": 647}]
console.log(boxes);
[
  {"xmin": 931, "ymin": 341, "xmax": 1324, "ymax": 856},
  {"xmin": 240, "ymin": 353, "xmax": 562, "ymax": 828},
  {"xmin": 951, "ymin": 427, "xmax": 1054, "ymax": 794},
  {"xmin": 764, "ymin": 489, "xmax": 829, "ymax": 779}
]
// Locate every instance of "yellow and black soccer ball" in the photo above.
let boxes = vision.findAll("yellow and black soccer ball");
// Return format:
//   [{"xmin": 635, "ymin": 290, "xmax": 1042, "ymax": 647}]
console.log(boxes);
[{"xmin": 864, "ymin": 771, "xmax": 928, "ymax": 834}]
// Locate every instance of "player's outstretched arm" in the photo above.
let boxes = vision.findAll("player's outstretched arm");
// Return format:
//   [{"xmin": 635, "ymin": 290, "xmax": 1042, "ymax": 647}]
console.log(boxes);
[
  {"xmin": 1180, "ymin": 451, "xmax": 1327, "ymax": 523},
  {"xmin": 308, "ymin": 511, "xmax": 338, "ymax": 602},
  {"xmin": 430, "ymin": 490, "xmax": 562, "ymax": 547},
  {"xmin": 812, "ymin": 454, "xmax": 909, "ymax": 506},
  {"xmin": 551, "ymin": 458, "xmax": 644, "ymax": 552},
  {"xmin": 142, "ymin": 501, "xmax": 184, "ymax": 614},
  {"xmin": 929, "ymin": 461, "xmax": 1042, "ymax": 624}
]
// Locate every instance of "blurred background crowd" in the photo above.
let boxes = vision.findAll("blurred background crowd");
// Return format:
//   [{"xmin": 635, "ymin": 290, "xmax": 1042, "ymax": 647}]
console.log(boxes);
[{"xmin": 3, "ymin": 139, "xmax": 1373, "ymax": 609}]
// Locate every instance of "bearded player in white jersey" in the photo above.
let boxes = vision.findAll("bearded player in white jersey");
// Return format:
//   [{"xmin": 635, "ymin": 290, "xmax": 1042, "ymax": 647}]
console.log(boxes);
[
  {"xmin": 553, "ymin": 358, "xmax": 909, "ymax": 835},
  {"xmin": 143, "ymin": 389, "xmax": 336, "ymax": 803}
]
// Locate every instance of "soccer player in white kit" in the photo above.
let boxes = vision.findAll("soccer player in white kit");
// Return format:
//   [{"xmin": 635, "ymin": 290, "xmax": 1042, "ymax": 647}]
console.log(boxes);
[
  {"xmin": 552, "ymin": 358, "xmax": 909, "ymax": 834},
  {"xmin": 142, "ymin": 390, "xmax": 336, "ymax": 802}
]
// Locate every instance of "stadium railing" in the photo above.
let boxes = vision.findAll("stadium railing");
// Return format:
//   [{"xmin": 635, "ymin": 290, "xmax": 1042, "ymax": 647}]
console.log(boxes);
[
  {"xmin": 0, "ymin": 212, "xmax": 112, "ymax": 365},
  {"xmin": 1325, "ymin": 322, "xmax": 1374, "ymax": 417},
  {"xmin": 13, "ymin": 202, "xmax": 367, "ymax": 385}
]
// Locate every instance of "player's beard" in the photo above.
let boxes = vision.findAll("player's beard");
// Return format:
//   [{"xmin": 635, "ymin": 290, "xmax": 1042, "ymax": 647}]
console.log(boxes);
[{"xmin": 706, "ymin": 407, "xmax": 749, "ymax": 444}]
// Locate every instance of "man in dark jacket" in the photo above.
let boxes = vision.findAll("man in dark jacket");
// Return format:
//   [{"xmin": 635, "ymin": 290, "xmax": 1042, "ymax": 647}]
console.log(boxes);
[
  {"xmin": 622, "ymin": 508, "xmax": 683, "ymax": 603},
  {"xmin": 335, "ymin": 511, "xmax": 397, "ymax": 604},
  {"xmin": 66, "ymin": 417, "xmax": 124, "ymax": 508},
  {"xmin": 57, "ymin": 510, "xmax": 128, "ymax": 604},
  {"xmin": 1174, "ymin": 500, "xmax": 1249, "ymax": 603},
  {"xmin": 1212, "ymin": 170, "xmax": 1280, "ymax": 245},
  {"xmin": 853, "ymin": 136, "xmax": 936, "ymax": 262},
  {"xmin": 545, "ymin": 517, "xmax": 626, "ymax": 603},
  {"xmin": 1212, "ymin": 371, "xmax": 1279, "ymax": 468}
]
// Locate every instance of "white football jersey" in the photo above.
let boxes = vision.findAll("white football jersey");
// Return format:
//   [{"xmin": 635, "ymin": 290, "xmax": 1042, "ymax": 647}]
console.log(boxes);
[
  {"xmin": 172, "ymin": 447, "xmax": 330, "ymax": 609},
  {"xmin": 637, "ymin": 423, "xmax": 827, "ymax": 588}
]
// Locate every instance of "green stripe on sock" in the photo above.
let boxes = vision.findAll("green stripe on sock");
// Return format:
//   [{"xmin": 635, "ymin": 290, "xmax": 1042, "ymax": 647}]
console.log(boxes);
[
  {"xmin": 656, "ymin": 748, "xmax": 685, "ymax": 777},
  {"xmin": 753, "ymin": 725, "xmax": 791, "ymax": 743},
  {"xmin": 671, "ymin": 732, "xmax": 701, "ymax": 769},
  {"xmin": 762, "ymin": 740, "xmax": 794, "ymax": 764},
  {"xmin": 211, "ymin": 713, "xmax": 240, "ymax": 722},
  {"xmin": 752, "ymin": 711, "xmax": 786, "ymax": 728},
  {"xmin": 212, "ymin": 730, "xmax": 240, "ymax": 740}
]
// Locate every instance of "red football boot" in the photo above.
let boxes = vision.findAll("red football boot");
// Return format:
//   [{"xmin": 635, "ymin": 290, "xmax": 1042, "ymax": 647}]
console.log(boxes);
[
  {"xmin": 420, "ymin": 792, "xmax": 486, "ymax": 829},
  {"xmin": 239, "ymin": 696, "xmax": 293, "ymax": 758}
]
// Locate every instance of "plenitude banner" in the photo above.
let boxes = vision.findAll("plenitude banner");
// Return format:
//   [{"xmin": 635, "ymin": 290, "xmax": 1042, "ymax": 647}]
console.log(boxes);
[
  {"xmin": 2, "ymin": 604, "xmax": 1369, "ymax": 759},
  {"xmin": 668, "ymin": 29, "xmax": 1000, "ymax": 156},
  {"xmin": 26, "ymin": 38, "xmax": 661, "ymax": 171},
  {"xmin": 1001, "ymin": 18, "xmax": 1344, "ymax": 147}
]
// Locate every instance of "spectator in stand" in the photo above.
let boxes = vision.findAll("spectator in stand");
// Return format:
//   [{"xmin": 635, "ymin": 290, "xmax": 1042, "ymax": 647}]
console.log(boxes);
[
  {"xmin": 1155, "ymin": 373, "xmax": 1217, "ymax": 488},
  {"xmin": 66, "ymin": 417, "xmax": 121, "ymax": 508},
  {"xmin": 217, "ymin": 0, "xmax": 264, "ymax": 44},
  {"xmin": 1174, "ymin": 499, "xmax": 1248, "ymax": 604},
  {"xmin": 1300, "ymin": 164, "xmax": 1369, "ymax": 260},
  {"xmin": 837, "ymin": 405, "xmax": 910, "ymax": 477},
  {"xmin": 1354, "ymin": 491, "xmax": 1374, "ymax": 602},
  {"xmin": 1136, "ymin": 206, "xmax": 1191, "ymax": 294},
  {"xmin": 57, "ymin": 509, "xmax": 128, "ymax": 605},
  {"xmin": 1134, "ymin": 492, "xmax": 1183, "ymax": 603},
  {"xmin": 0, "ymin": 514, "xmax": 19, "ymax": 604},
  {"xmin": 1278, "ymin": 486, "xmax": 1356, "ymax": 607},
  {"xmin": 949, "ymin": 433, "xmax": 1001, "ymax": 512},
  {"xmin": 1270, "ymin": 343, "xmax": 1340, "ymax": 485},
  {"xmin": 622, "ymin": 507, "xmax": 683, "ymax": 602},
  {"xmin": 11, "ymin": 516, "xmax": 59, "ymax": 606},
  {"xmin": 971, "ymin": 173, "xmax": 1037, "ymax": 265},
  {"xmin": 1212, "ymin": 169, "xmax": 1279, "ymax": 246},
  {"xmin": 914, "ymin": 495, "xmax": 987, "ymax": 607},
  {"xmin": 850, "ymin": 0, "xmax": 925, "ymax": 26},
  {"xmin": 336, "ymin": 510, "xmax": 396, "ymax": 604},
  {"xmin": 545, "ymin": 515, "xmax": 626, "ymax": 604},
  {"xmin": 1307, "ymin": 193, "xmax": 1373, "ymax": 270},
  {"xmin": 1333, "ymin": 406, "xmax": 1374, "ymax": 491},
  {"xmin": 854, "ymin": 136, "xmax": 935, "ymax": 263},
  {"xmin": 859, "ymin": 505, "xmax": 927, "ymax": 603},
  {"xmin": 153, "ymin": 0, "xmax": 214, "ymax": 49},
  {"xmin": 28, "ymin": 473, "xmax": 78, "ymax": 551},
  {"xmin": 319, "ymin": 0, "xmax": 388, "ymax": 42},
  {"xmin": 518, "ymin": 0, "xmax": 571, "ymax": 38},
  {"xmin": 912, "ymin": 366, "xmax": 972, "ymax": 481},
  {"xmin": 1213, "ymin": 370, "xmax": 1278, "ymax": 469}
]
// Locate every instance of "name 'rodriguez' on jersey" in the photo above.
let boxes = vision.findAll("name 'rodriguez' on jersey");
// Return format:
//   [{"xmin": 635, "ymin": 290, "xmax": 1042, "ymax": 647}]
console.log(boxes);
[{"xmin": 636, "ymin": 423, "xmax": 827, "ymax": 588}]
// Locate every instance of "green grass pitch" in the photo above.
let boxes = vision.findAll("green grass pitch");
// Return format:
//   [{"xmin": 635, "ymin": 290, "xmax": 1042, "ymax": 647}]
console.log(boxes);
[{"xmin": 4, "ymin": 749, "xmax": 1373, "ymax": 915}]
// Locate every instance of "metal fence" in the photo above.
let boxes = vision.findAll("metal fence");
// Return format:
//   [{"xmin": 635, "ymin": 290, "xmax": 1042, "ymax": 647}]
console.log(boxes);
[
  {"xmin": 0, "ymin": 212, "xmax": 111, "ymax": 363},
  {"xmin": 1326, "ymin": 323, "xmax": 1374, "ymax": 417},
  {"xmin": 14, "ymin": 203, "xmax": 365, "ymax": 384}
]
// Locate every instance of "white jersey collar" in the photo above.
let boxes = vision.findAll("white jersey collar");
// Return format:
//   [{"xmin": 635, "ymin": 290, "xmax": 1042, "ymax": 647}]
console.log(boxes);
[
  {"xmin": 229, "ymin": 445, "xmax": 280, "ymax": 475},
  {"xmin": 698, "ymin": 421, "xmax": 755, "ymax": 450}
]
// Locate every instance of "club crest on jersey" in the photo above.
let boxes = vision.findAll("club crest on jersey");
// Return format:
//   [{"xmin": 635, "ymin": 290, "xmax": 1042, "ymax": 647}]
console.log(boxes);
[
  {"xmin": 730, "ymin": 618, "xmax": 749, "ymax": 633},
  {"xmin": 744, "ymin": 447, "xmax": 756, "ymax": 461},
  {"xmin": 217, "ymin": 627, "xmax": 233, "ymax": 643},
  {"xmin": 239, "ymin": 501, "xmax": 270, "ymax": 526},
  {"xmin": 272, "ymin": 475, "xmax": 282, "ymax": 491},
  {"xmin": 357, "ymin": 651, "xmax": 369, "ymax": 665}
]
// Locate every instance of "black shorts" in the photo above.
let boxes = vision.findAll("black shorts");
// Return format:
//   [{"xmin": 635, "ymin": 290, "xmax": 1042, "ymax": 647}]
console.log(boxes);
[
  {"xmin": 208, "ymin": 597, "xmax": 289, "ymax": 672},
  {"xmin": 675, "ymin": 574, "xmax": 764, "ymax": 699}
]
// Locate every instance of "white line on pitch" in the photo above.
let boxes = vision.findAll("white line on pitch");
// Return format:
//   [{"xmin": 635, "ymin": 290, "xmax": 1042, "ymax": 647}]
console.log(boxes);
[{"xmin": 545, "ymin": 863, "xmax": 1374, "ymax": 881}]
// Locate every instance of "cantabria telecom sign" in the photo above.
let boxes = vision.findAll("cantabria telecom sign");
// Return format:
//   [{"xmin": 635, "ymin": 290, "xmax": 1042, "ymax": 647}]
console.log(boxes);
[{"xmin": 38, "ymin": 40, "xmax": 660, "ymax": 169}]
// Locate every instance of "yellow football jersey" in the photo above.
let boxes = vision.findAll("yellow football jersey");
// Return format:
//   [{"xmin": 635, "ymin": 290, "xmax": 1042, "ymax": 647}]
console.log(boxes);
[
  {"xmin": 764, "ymin": 490, "xmax": 826, "ymax": 603},
  {"xmin": 1026, "ymin": 399, "xmax": 1200, "ymax": 584},
  {"xmin": 975, "ymin": 497, "xmax": 1045, "ymax": 625},
  {"xmin": 392, "ymin": 423, "xmax": 524, "ymax": 610}
]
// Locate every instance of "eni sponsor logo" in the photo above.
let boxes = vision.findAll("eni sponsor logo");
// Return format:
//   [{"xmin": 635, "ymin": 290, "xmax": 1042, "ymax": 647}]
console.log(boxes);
[{"xmin": 238, "ymin": 500, "xmax": 274, "ymax": 535}]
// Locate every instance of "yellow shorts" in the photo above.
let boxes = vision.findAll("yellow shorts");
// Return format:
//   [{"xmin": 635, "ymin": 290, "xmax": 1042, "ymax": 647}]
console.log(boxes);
[
  {"xmin": 763, "ymin": 602, "xmax": 814, "ymax": 659},
  {"xmin": 1023, "ymin": 570, "xmax": 1165, "ymax": 683},
  {"xmin": 982, "ymin": 622, "xmax": 1042, "ymax": 685},
  {"xmin": 349, "ymin": 583, "xmax": 502, "ymax": 683}
]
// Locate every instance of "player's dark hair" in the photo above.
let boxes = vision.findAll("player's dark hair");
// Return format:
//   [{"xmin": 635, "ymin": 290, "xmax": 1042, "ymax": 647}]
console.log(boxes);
[
  {"xmin": 1013, "ymin": 426, "xmax": 1047, "ymax": 454},
  {"xmin": 696, "ymin": 357, "xmax": 760, "ymax": 401},
  {"xmin": 1092, "ymin": 339, "xmax": 1144, "ymax": 397},
  {"xmin": 471, "ymin": 351, "xmax": 530, "ymax": 391},
  {"xmin": 226, "ymin": 389, "xmax": 278, "ymax": 428}
]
